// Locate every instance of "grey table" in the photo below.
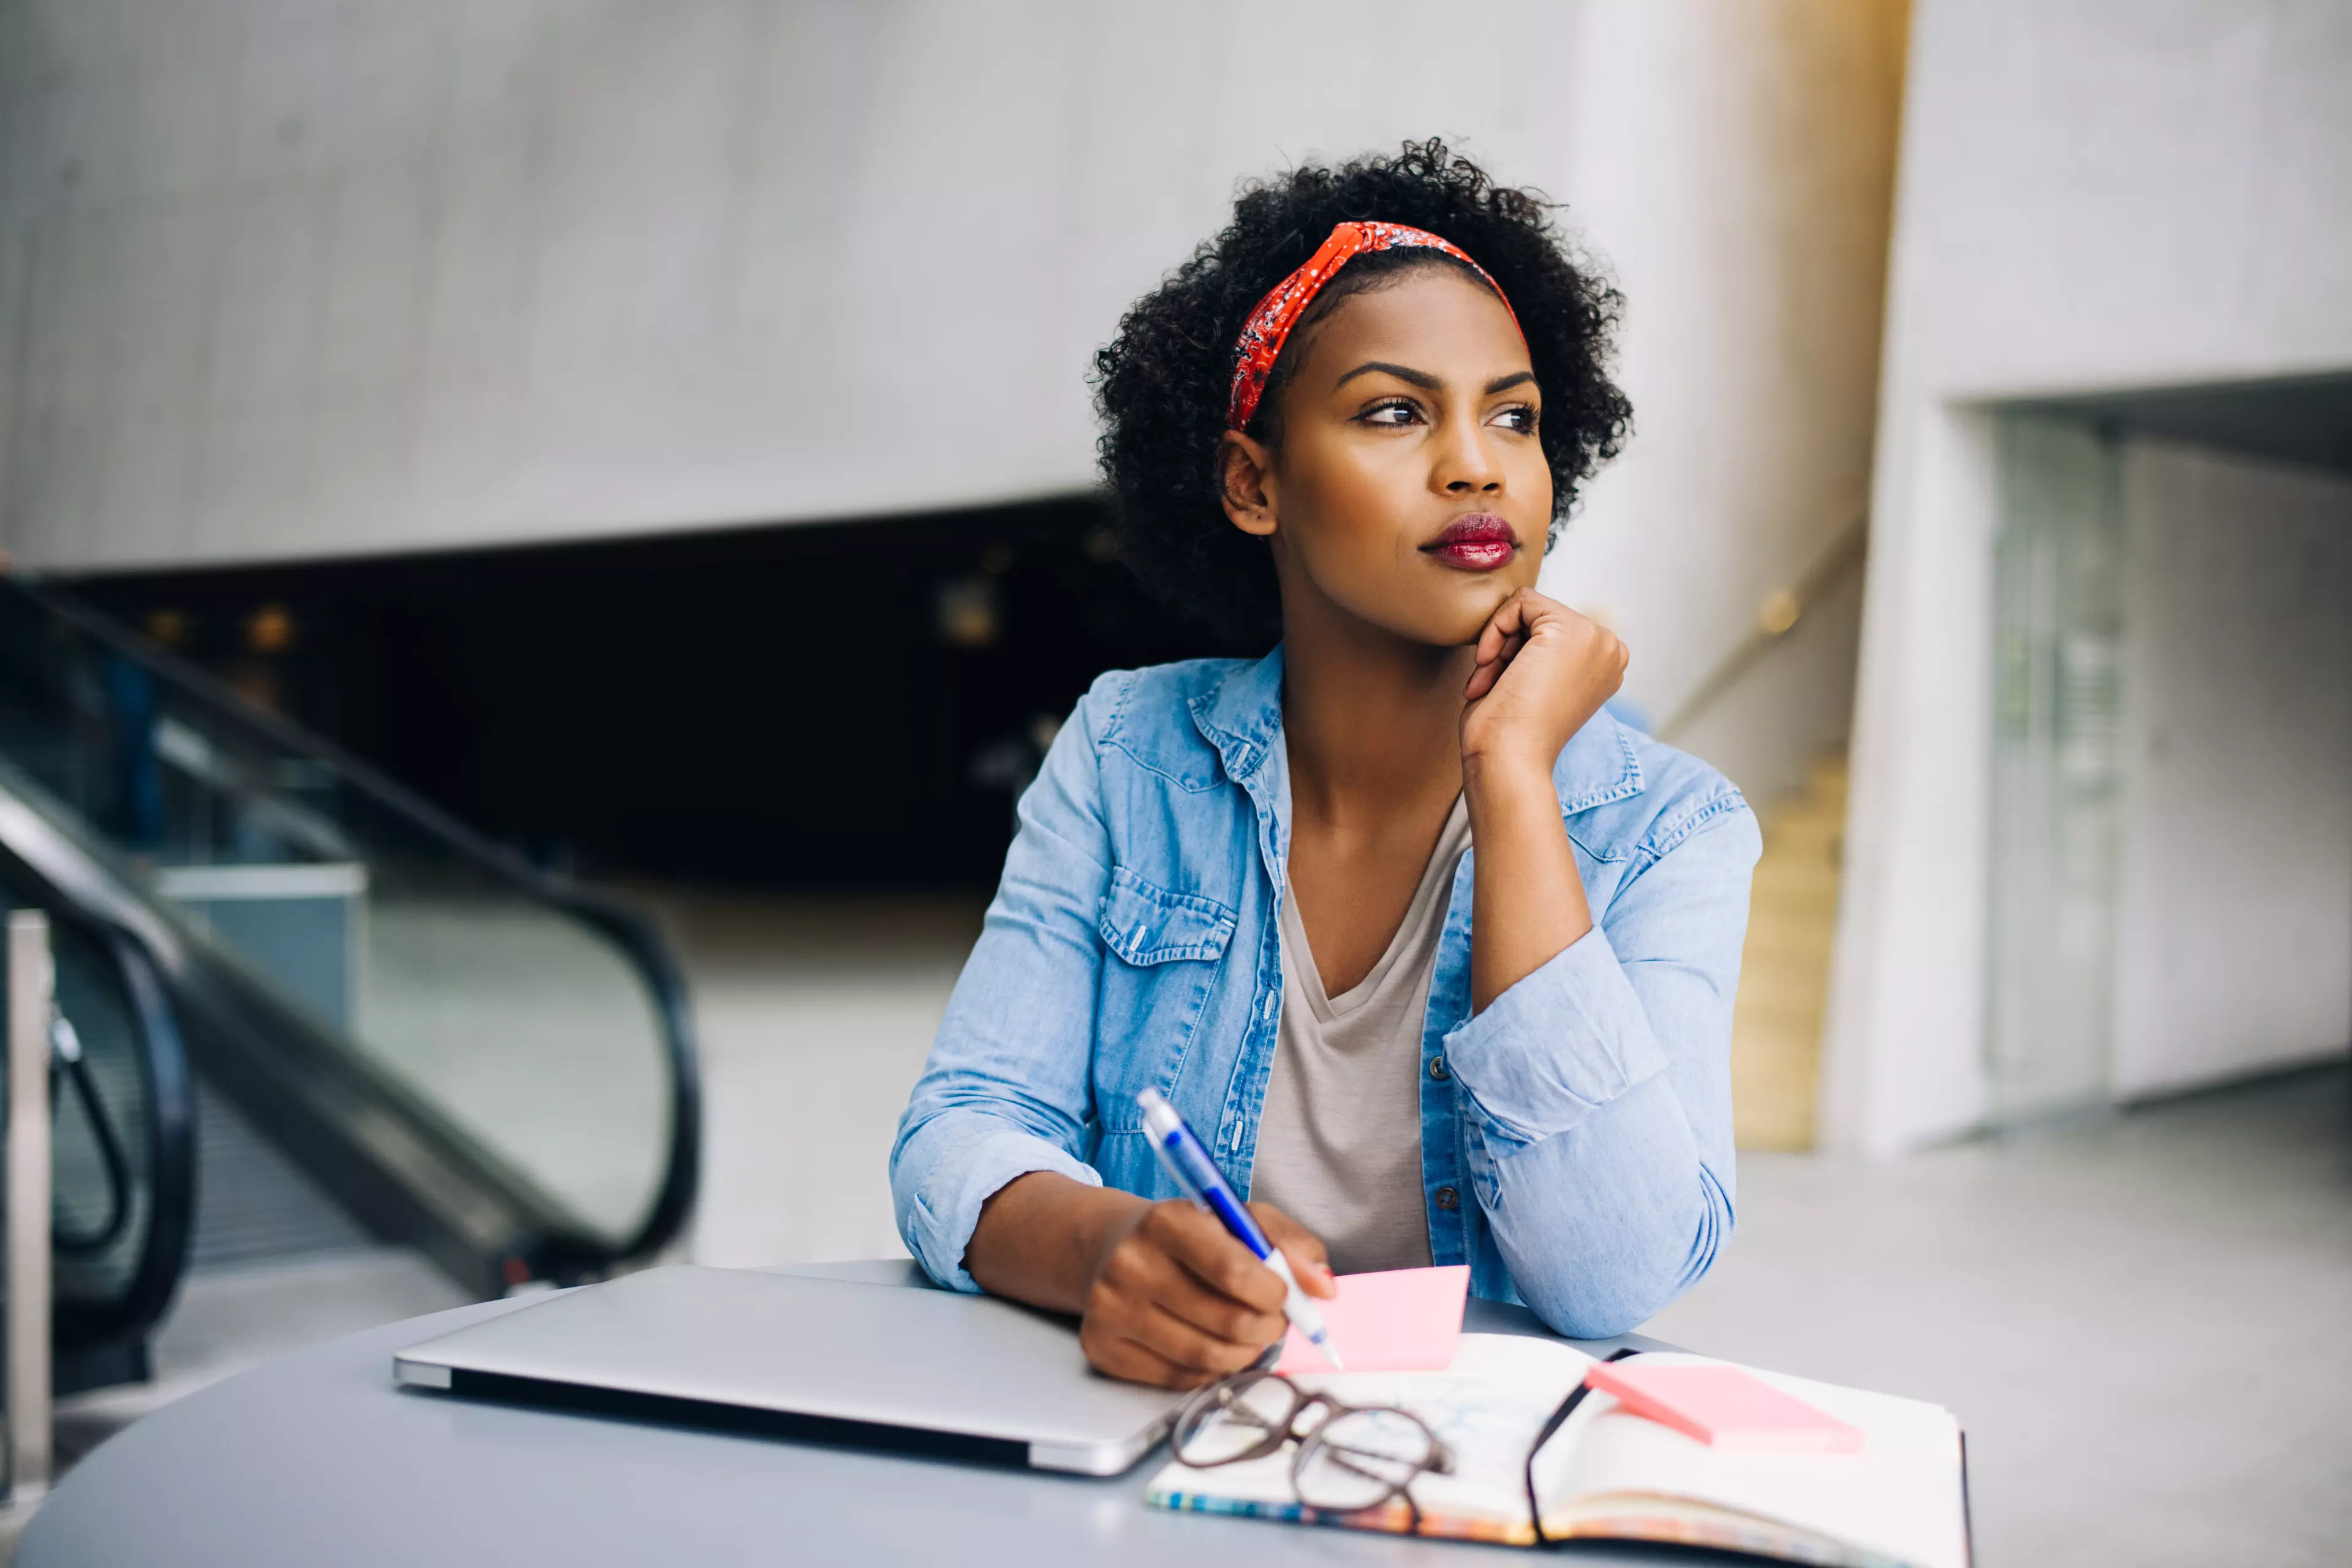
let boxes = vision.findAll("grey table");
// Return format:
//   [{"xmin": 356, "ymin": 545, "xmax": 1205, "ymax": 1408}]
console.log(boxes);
[{"xmin": 21, "ymin": 1261, "xmax": 1681, "ymax": 1566}]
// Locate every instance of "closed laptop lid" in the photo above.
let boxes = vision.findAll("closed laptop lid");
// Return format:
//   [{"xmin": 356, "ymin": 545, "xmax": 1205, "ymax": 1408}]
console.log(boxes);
[{"xmin": 393, "ymin": 1265, "xmax": 1184, "ymax": 1474}]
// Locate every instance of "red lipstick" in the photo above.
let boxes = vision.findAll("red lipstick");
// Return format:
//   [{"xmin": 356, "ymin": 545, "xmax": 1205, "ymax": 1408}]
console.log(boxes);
[{"xmin": 1421, "ymin": 513, "xmax": 1520, "ymax": 572}]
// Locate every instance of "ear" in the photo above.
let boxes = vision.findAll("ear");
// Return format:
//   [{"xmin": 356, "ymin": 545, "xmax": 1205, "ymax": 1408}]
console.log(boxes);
[{"xmin": 1217, "ymin": 431, "xmax": 1279, "ymax": 539}]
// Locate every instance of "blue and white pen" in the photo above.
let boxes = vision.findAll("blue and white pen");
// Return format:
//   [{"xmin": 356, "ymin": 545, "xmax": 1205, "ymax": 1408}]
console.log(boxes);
[{"xmin": 1137, "ymin": 1088, "xmax": 1344, "ymax": 1370}]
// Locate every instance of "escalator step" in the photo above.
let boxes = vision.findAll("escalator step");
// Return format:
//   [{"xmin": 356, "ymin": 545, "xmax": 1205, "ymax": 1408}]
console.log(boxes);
[{"xmin": 188, "ymin": 1078, "xmax": 371, "ymax": 1273}]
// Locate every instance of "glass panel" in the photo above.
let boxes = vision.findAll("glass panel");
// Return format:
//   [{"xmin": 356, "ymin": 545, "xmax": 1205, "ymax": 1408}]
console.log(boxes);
[
  {"xmin": 0, "ymin": 588, "xmax": 679, "ymax": 1250},
  {"xmin": 1986, "ymin": 414, "xmax": 2125, "ymax": 1123}
]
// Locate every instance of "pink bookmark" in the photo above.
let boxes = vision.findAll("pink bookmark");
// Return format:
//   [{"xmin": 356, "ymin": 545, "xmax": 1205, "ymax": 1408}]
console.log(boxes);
[{"xmin": 1586, "ymin": 1362, "xmax": 1864, "ymax": 1453}]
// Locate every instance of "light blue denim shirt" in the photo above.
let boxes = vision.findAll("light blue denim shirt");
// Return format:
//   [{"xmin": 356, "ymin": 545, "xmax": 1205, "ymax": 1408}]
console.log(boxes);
[{"xmin": 891, "ymin": 647, "xmax": 1760, "ymax": 1338}]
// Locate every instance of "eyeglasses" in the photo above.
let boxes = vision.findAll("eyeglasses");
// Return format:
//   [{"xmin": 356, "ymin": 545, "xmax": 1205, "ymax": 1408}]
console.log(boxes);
[{"xmin": 1169, "ymin": 1369, "xmax": 1457, "ymax": 1524}]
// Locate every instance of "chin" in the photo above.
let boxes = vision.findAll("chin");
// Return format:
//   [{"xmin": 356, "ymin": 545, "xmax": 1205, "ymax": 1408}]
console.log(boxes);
[
  {"xmin": 1321, "ymin": 565, "xmax": 1529, "ymax": 648},
  {"xmin": 1396, "ymin": 599, "xmax": 1506, "ymax": 650},
  {"xmin": 1431, "ymin": 578, "xmax": 1524, "ymax": 644}
]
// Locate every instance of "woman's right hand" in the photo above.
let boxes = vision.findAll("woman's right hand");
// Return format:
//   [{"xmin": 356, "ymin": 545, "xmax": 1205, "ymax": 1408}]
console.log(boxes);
[
  {"xmin": 1080, "ymin": 1198, "xmax": 1335, "ymax": 1389},
  {"xmin": 963, "ymin": 1172, "xmax": 1335, "ymax": 1389}
]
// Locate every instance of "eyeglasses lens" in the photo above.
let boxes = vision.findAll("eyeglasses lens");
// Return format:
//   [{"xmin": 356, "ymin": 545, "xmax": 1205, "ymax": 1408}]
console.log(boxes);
[
  {"xmin": 1173, "ymin": 1372, "xmax": 1298, "ymax": 1467},
  {"xmin": 1292, "ymin": 1408, "xmax": 1434, "ymax": 1512}
]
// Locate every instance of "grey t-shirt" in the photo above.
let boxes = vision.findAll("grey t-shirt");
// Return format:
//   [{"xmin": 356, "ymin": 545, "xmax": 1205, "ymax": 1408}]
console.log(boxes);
[{"xmin": 1250, "ymin": 793, "xmax": 1471, "ymax": 1275}]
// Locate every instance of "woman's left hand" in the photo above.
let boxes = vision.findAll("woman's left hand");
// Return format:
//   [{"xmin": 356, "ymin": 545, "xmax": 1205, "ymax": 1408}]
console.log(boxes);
[{"xmin": 1460, "ymin": 587, "xmax": 1629, "ymax": 780}]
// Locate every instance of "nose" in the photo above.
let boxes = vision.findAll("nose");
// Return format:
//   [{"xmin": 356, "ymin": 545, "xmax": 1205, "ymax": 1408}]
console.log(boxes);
[{"xmin": 1434, "ymin": 407, "xmax": 1502, "ymax": 494}]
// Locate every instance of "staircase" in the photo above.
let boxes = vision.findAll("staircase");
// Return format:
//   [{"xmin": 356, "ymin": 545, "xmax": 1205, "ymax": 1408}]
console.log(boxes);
[{"xmin": 1729, "ymin": 754, "xmax": 1847, "ymax": 1152}]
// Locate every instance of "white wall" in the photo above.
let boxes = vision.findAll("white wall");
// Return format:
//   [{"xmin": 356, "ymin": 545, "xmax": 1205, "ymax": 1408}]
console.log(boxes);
[
  {"xmin": 1825, "ymin": 0, "xmax": 2352, "ymax": 1154},
  {"xmin": 2111, "ymin": 440, "xmax": 2352, "ymax": 1099},
  {"xmin": 0, "ymin": 0, "xmax": 1905, "ymax": 788}
]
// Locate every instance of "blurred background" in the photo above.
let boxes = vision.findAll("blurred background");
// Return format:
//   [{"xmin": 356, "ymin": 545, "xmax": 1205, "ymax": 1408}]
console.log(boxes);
[{"xmin": 0, "ymin": 2, "xmax": 2344, "ymax": 1562}]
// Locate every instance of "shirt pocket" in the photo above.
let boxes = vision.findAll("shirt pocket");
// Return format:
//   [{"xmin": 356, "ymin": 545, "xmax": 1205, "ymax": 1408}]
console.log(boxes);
[
  {"xmin": 1093, "ymin": 867, "xmax": 1237, "ymax": 1131},
  {"xmin": 1097, "ymin": 865, "xmax": 1237, "ymax": 965}
]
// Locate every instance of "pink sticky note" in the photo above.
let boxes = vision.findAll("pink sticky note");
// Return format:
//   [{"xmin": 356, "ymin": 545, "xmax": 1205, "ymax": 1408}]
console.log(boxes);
[
  {"xmin": 1274, "ymin": 1265, "xmax": 1469, "ymax": 1374},
  {"xmin": 1586, "ymin": 1363, "xmax": 1864, "ymax": 1453}
]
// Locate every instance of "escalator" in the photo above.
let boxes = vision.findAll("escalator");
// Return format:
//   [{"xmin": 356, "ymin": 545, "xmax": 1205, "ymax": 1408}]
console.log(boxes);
[
  {"xmin": 0, "ymin": 575, "xmax": 699, "ymax": 1378},
  {"xmin": 1, "ymin": 867, "xmax": 193, "ymax": 1392}
]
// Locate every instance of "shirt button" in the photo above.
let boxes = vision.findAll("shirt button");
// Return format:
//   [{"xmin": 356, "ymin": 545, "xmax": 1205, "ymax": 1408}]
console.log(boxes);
[
  {"xmin": 1428, "ymin": 1055, "xmax": 1450, "ymax": 1082},
  {"xmin": 1433, "ymin": 1186, "xmax": 1460, "ymax": 1212}
]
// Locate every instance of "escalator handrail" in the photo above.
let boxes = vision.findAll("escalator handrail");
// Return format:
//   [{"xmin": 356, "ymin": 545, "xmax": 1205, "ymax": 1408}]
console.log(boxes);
[
  {"xmin": 64, "ymin": 925, "xmax": 196, "ymax": 1348},
  {"xmin": 4, "ymin": 576, "xmax": 700, "ymax": 1265},
  {"xmin": 52, "ymin": 1016, "xmax": 135, "ymax": 1256}
]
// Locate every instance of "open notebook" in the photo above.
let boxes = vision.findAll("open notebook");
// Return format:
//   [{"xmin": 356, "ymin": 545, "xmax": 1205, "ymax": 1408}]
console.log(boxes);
[{"xmin": 1147, "ymin": 1333, "xmax": 1969, "ymax": 1567}]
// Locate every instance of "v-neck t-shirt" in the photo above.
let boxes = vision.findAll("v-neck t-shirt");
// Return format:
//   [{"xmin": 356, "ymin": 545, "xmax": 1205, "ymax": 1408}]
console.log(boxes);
[{"xmin": 1249, "ymin": 793, "xmax": 1471, "ymax": 1275}]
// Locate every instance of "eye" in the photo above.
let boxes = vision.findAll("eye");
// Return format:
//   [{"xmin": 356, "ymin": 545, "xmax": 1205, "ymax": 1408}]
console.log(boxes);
[
  {"xmin": 1491, "ymin": 403, "xmax": 1540, "ymax": 434},
  {"xmin": 1359, "ymin": 398, "xmax": 1423, "ymax": 428}
]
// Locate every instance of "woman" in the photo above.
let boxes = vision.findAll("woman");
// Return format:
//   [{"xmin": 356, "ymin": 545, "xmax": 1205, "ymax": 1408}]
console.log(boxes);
[{"xmin": 891, "ymin": 141, "xmax": 1758, "ymax": 1389}]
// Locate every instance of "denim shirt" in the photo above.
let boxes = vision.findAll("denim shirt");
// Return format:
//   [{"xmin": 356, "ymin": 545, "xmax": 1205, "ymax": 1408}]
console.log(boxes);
[{"xmin": 891, "ymin": 647, "xmax": 1760, "ymax": 1338}]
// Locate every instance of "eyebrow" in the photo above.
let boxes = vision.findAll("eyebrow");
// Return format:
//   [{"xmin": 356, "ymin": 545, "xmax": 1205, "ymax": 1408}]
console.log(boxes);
[
  {"xmin": 1334, "ymin": 360, "xmax": 1440, "ymax": 391},
  {"xmin": 1332, "ymin": 361, "xmax": 1540, "ymax": 396}
]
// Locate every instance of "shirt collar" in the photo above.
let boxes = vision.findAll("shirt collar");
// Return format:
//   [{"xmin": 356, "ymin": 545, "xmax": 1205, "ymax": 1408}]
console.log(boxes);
[
  {"xmin": 1188, "ymin": 646, "xmax": 1286, "ymax": 788},
  {"xmin": 1553, "ymin": 707, "xmax": 1646, "ymax": 812}
]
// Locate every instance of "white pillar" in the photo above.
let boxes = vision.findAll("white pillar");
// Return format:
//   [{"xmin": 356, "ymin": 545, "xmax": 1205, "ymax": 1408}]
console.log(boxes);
[
  {"xmin": 5, "ymin": 910, "xmax": 53, "ymax": 1506},
  {"xmin": 1542, "ymin": 0, "xmax": 1910, "ymax": 806}
]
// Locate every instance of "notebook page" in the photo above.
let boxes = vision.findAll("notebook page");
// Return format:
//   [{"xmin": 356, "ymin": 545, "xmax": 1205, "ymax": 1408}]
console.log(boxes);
[
  {"xmin": 1547, "ymin": 1354, "xmax": 1966, "ymax": 1568},
  {"xmin": 1146, "ymin": 1333, "xmax": 1594, "ymax": 1536}
]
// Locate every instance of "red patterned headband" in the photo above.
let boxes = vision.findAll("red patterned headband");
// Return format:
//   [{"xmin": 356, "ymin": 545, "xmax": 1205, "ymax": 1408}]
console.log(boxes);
[{"xmin": 1226, "ymin": 221, "xmax": 1522, "ymax": 432}]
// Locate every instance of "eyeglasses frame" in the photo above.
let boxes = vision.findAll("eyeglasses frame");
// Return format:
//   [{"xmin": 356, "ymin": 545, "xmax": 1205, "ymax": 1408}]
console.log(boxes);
[{"xmin": 1169, "ymin": 1368, "xmax": 1458, "ymax": 1527}]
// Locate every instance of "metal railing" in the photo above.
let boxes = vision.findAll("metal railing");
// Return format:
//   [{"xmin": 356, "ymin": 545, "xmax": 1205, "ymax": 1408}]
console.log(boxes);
[{"xmin": 1656, "ymin": 513, "xmax": 1871, "ymax": 744}]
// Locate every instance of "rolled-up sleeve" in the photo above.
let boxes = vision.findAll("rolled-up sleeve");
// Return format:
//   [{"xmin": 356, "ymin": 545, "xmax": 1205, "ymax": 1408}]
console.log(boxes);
[
  {"xmin": 1443, "ymin": 796, "xmax": 1760, "ymax": 1337},
  {"xmin": 889, "ymin": 678, "xmax": 1121, "ymax": 1292}
]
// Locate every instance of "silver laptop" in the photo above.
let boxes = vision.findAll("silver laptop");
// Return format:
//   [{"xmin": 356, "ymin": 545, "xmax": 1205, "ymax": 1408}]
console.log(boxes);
[{"xmin": 393, "ymin": 1265, "xmax": 1185, "ymax": 1475}]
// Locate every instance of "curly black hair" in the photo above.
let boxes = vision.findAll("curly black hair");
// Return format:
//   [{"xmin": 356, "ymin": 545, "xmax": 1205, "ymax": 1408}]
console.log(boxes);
[{"xmin": 1091, "ymin": 139, "xmax": 1631, "ymax": 650}]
